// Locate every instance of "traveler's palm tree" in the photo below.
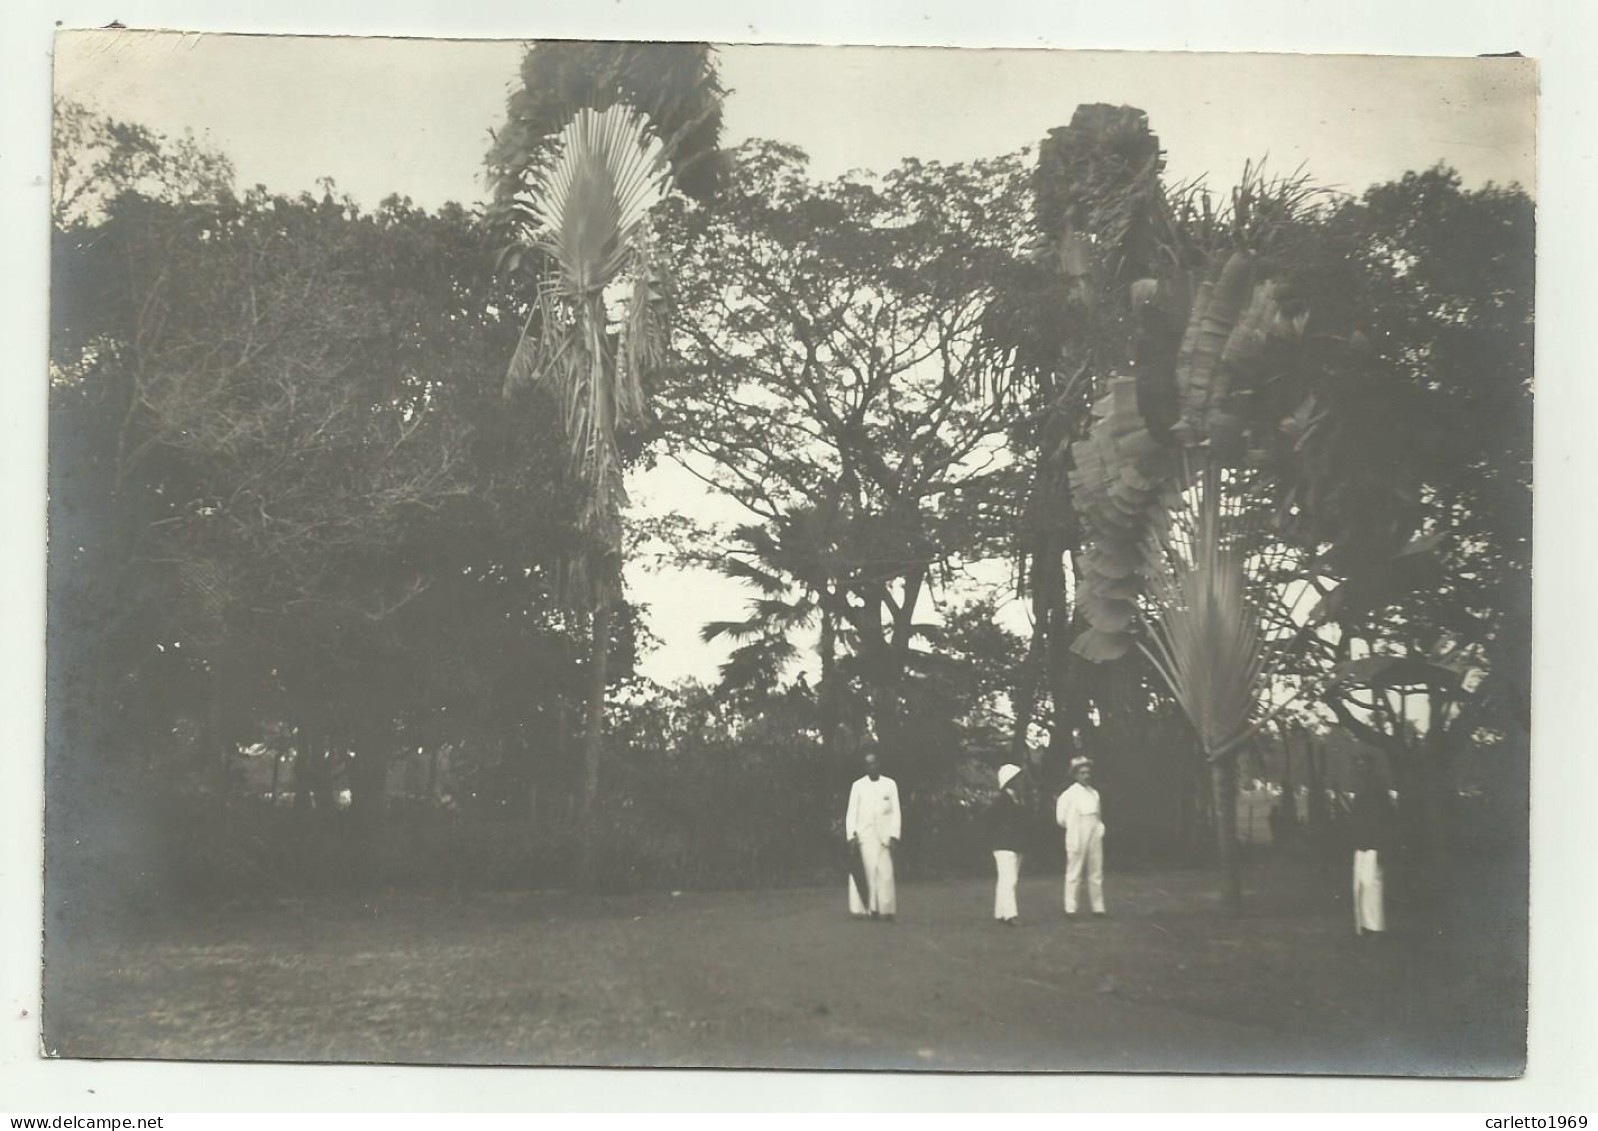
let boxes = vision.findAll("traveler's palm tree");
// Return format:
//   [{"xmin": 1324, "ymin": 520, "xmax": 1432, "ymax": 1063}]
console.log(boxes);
[
  {"xmin": 494, "ymin": 45, "xmax": 724, "ymax": 881},
  {"xmin": 505, "ymin": 104, "xmax": 671, "ymax": 600},
  {"xmin": 1070, "ymin": 250, "xmax": 1300, "ymax": 911}
]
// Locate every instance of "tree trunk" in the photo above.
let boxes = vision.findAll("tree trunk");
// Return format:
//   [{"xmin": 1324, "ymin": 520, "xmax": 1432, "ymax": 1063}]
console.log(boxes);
[
  {"xmin": 347, "ymin": 737, "xmax": 390, "ymax": 888},
  {"xmin": 293, "ymin": 724, "xmax": 319, "ymax": 815},
  {"xmin": 576, "ymin": 598, "xmax": 611, "ymax": 887},
  {"xmin": 1183, "ymin": 744, "xmax": 1206, "ymax": 856},
  {"xmin": 882, "ymin": 570, "xmax": 924, "ymax": 765},
  {"xmin": 1270, "ymin": 721, "xmax": 1294, "ymax": 850},
  {"xmin": 1041, "ymin": 545, "xmax": 1079, "ymax": 764},
  {"xmin": 1008, "ymin": 609, "xmax": 1046, "ymax": 766},
  {"xmin": 546, "ymin": 701, "xmax": 573, "ymax": 830},
  {"xmin": 819, "ymin": 603, "xmax": 842, "ymax": 791},
  {"xmin": 869, "ymin": 668, "xmax": 904, "ymax": 759},
  {"xmin": 292, "ymin": 722, "xmax": 339, "ymax": 887},
  {"xmin": 348, "ymin": 745, "xmax": 389, "ymax": 825},
  {"xmin": 1210, "ymin": 751, "xmax": 1242, "ymax": 914},
  {"xmin": 1394, "ymin": 738, "xmax": 1452, "ymax": 913},
  {"xmin": 1304, "ymin": 730, "xmax": 1327, "ymax": 839},
  {"xmin": 851, "ymin": 591, "xmax": 905, "ymax": 764}
]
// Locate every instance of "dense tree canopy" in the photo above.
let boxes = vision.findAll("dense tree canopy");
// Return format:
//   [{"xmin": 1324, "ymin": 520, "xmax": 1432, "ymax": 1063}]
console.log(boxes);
[
  {"xmin": 48, "ymin": 107, "xmax": 626, "ymax": 899},
  {"xmin": 652, "ymin": 141, "xmax": 1034, "ymax": 773},
  {"xmin": 47, "ymin": 89, "xmax": 1533, "ymax": 903}
]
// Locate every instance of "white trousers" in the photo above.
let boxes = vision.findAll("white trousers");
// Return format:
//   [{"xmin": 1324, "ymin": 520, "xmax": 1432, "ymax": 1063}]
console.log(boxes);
[
  {"xmin": 848, "ymin": 839, "xmax": 897, "ymax": 915},
  {"xmin": 993, "ymin": 850, "xmax": 1021, "ymax": 920},
  {"xmin": 1353, "ymin": 849, "xmax": 1385, "ymax": 934},
  {"xmin": 1064, "ymin": 822, "xmax": 1105, "ymax": 913}
]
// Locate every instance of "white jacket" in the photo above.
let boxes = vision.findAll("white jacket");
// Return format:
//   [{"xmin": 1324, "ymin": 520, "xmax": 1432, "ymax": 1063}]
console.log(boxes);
[
  {"xmin": 1055, "ymin": 782, "xmax": 1104, "ymax": 834},
  {"xmin": 846, "ymin": 775, "xmax": 902, "ymax": 846}
]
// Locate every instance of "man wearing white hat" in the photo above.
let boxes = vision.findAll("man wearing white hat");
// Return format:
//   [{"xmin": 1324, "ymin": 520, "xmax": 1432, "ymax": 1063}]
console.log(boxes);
[
  {"xmin": 990, "ymin": 763, "xmax": 1027, "ymax": 925},
  {"xmin": 845, "ymin": 750, "xmax": 901, "ymax": 920},
  {"xmin": 1056, "ymin": 755, "xmax": 1107, "ymax": 916}
]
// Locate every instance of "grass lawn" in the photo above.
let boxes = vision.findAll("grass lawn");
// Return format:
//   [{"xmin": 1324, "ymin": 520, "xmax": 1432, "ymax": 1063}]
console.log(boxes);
[{"xmin": 42, "ymin": 852, "xmax": 1525, "ymax": 1075}]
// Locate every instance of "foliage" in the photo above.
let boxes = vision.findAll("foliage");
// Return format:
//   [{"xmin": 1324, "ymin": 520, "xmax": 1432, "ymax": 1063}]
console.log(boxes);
[
  {"xmin": 1060, "ymin": 160, "xmax": 1532, "ymax": 901},
  {"xmin": 1273, "ymin": 170, "xmax": 1534, "ymax": 837},
  {"xmin": 51, "ymin": 96, "xmax": 235, "ymax": 227},
  {"xmin": 48, "ymin": 91, "xmax": 1532, "ymax": 905},
  {"xmin": 976, "ymin": 104, "xmax": 1196, "ymax": 765},
  {"xmin": 48, "ymin": 104, "xmax": 617, "ymax": 911},
  {"xmin": 486, "ymin": 42, "xmax": 727, "ymax": 604},
  {"xmin": 654, "ymin": 140, "xmax": 1032, "ymax": 759},
  {"xmin": 485, "ymin": 40, "xmax": 725, "ymax": 213},
  {"xmin": 501, "ymin": 105, "xmax": 671, "ymax": 593},
  {"xmin": 484, "ymin": 41, "xmax": 729, "ymax": 886}
]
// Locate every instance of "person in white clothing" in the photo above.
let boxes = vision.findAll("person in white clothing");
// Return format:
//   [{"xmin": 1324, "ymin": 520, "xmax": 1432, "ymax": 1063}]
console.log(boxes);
[
  {"xmin": 1055, "ymin": 755, "xmax": 1106, "ymax": 916},
  {"xmin": 1349, "ymin": 750, "xmax": 1396, "ymax": 938},
  {"xmin": 990, "ymin": 763, "xmax": 1027, "ymax": 925},
  {"xmin": 845, "ymin": 751, "xmax": 901, "ymax": 920}
]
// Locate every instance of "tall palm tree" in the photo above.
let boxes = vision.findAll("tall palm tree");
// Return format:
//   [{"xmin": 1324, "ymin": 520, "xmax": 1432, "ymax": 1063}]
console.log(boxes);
[
  {"xmin": 1071, "ymin": 251, "xmax": 1304, "ymax": 912},
  {"xmin": 507, "ymin": 104, "xmax": 669, "ymax": 555},
  {"xmin": 1140, "ymin": 454, "xmax": 1272, "ymax": 912},
  {"xmin": 493, "ymin": 43, "xmax": 724, "ymax": 882},
  {"xmin": 700, "ymin": 511, "xmax": 855, "ymax": 765},
  {"xmin": 503, "ymin": 105, "xmax": 669, "ymax": 874}
]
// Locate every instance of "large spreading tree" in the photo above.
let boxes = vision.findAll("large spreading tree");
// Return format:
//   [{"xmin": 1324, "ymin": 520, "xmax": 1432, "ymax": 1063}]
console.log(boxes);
[{"xmin": 653, "ymin": 139, "xmax": 1033, "ymax": 778}]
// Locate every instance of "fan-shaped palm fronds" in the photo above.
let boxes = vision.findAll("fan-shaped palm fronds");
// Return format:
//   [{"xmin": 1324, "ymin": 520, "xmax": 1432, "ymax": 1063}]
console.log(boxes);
[
  {"xmin": 1071, "ymin": 250, "xmax": 1294, "ymax": 659},
  {"xmin": 1140, "ymin": 459, "xmax": 1268, "ymax": 760},
  {"xmin": 505, "ymin": 105, "xmax": 672, "ymax": 598},
  {"xmin": 528, "ymin": 105, "xmax": 669, "ymax": 296},
  {"xmin": 700, "ymin": 516, "xmax": 838, "ymax": 695}
]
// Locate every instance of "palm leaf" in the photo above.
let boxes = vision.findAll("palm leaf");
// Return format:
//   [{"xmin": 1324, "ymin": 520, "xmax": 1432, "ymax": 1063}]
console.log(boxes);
[
  {"xmin": 701, "ymin": 618, "xmax": 767, "ymax": 644},
  {"xmin": 718, "ymin": 638, "xmax": 800, "ymax": 692},
  {"xmin": 1175, "ymin": 251, "xmax": 1253, "ymax": 442},
  {"xmin": 717, "ymin": 556, "xmax": 789, "ymax": 596},
  {"xmin": 505, "ymin": 105, "xmax": 677, "ymax": 604},
  {"xmin": 532, "ymin": 105, "xmax": 669, "ymax": 298},
  {"xmin": 752, "ymin": 596, "xmax": 817, "ymax": 630}
]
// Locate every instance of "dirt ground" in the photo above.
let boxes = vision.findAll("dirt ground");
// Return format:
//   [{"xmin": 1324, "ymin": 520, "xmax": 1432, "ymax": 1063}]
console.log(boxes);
[{"xmin": 41, "ymin": 853, "xmax": 1526, "ymax": 1075}]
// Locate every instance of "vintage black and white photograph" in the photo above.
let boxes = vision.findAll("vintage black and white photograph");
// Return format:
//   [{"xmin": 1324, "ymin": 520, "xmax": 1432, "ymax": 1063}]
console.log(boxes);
[{"xmin": 43, "ymin": 31, "xmax": 1536, "ymax": 1076}]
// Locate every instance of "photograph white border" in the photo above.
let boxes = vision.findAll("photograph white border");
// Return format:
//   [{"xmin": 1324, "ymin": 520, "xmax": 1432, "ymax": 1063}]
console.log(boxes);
[{"xmin": 3, "ymin": 0, "xmax": 1592, "ymax": 1113}]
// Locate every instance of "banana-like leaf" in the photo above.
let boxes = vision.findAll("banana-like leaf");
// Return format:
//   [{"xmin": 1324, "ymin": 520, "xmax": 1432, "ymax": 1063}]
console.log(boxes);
[
  {"xmin": 1073, "ymin": 627, "xmax": 1137, "ymax": 662},
  {"xmin": 1069, "ymin": 374, "xmax": 1182, "ymax": 657},
  {"xmin": 1069, "ymin": 235, "xmax": 1327, "ymax": 771},
  {"xmin": 1174, "ymin": 251, "xmax": 1253, "ymax": 444}
]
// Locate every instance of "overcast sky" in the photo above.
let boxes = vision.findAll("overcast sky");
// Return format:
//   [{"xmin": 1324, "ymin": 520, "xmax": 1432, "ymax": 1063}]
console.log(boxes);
[
  {"xmin": 53, "ymin": 33, "xmax": 1537, "ymax": 684},
  {"xmin": 56, "ymin": 34, "xmax": 1536, "ymax": 207}
]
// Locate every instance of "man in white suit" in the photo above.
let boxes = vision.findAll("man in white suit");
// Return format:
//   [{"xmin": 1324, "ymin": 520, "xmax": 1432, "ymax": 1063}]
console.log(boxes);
[
  {"xmin": 846, "ymin": 751, "xmax": 901, "ymax": 920},
  {"xmin": 1055, "ymin": 755, "xmax": 1106, "ymax": 916}
]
